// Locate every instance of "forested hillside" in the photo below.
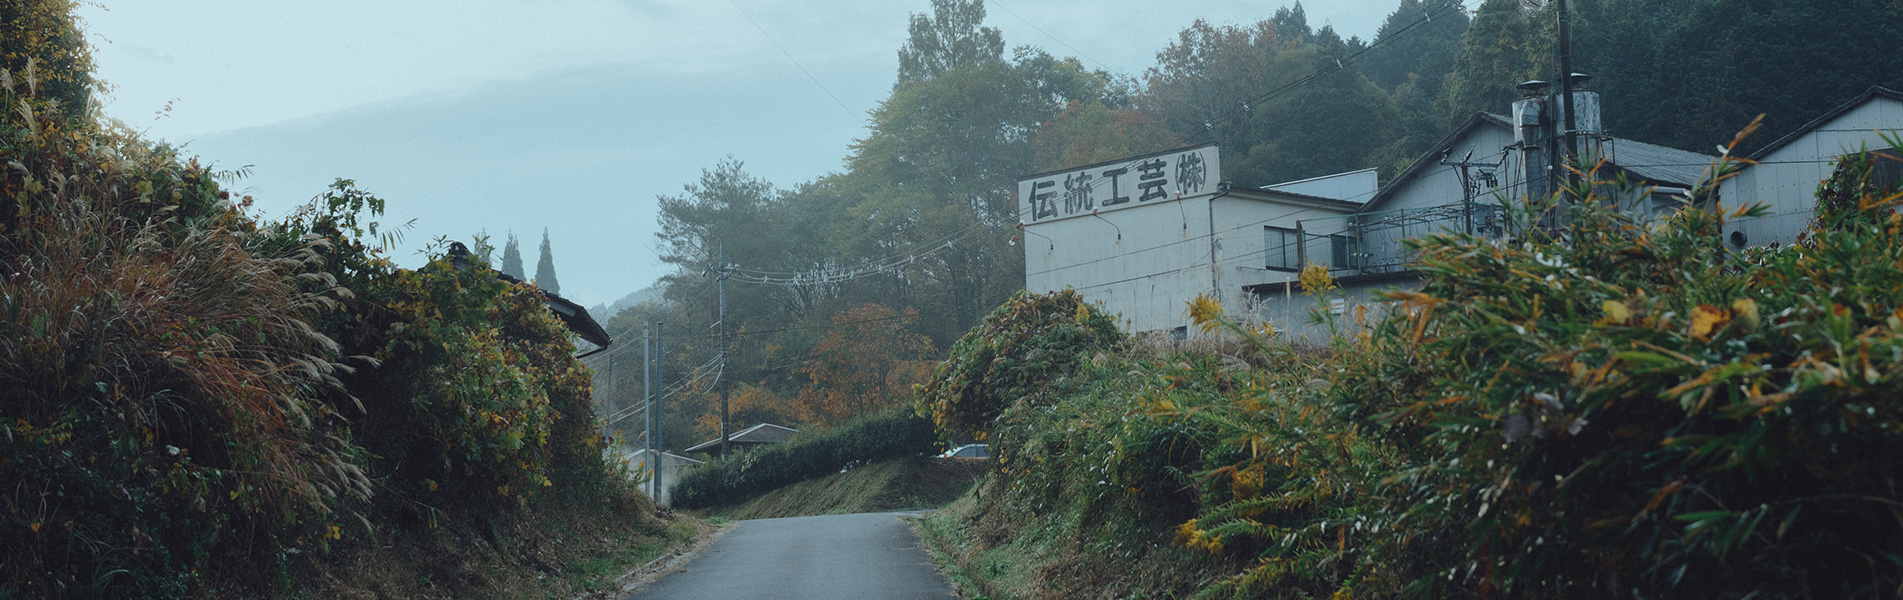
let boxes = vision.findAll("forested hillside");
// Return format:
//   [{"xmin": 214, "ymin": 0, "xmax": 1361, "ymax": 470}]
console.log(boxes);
[{"xmin": 604, "ymin": 0, "xmax": 1903, "ymax": 451}]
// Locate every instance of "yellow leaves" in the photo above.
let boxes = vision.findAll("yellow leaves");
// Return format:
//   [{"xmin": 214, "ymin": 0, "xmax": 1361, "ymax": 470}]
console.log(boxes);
[
  {"xmin": 1689, "ymin": 304, "xmax": 1732, "ymax": 341},
  {"xmin": 1176, "ymin": 520, "xmax": 1226, "ymax": 554},
  {"xmin": 1188, "ymin": 293, "xmax": 1224, "ymax": 334},
  {"xmin": 540, "ymin": 476, "xmax": 553, "ymax": 488},
  {"xmin": 1599, "ymin": 300, "xmax": 1632, "ymax": 326},
  {"xmin": 1732, "ymin": 298, "xmax": 1760, "ymax": 331},
  {"xmin": 29, "ymin": 522, "xmax": 41, "ymax": 533},
  {"xmin": 1298, "ymin": 262, "xmax": 1337, "ymax": 297},
  {"xmin": 325, "ymin": 524, "xmax": 342, "ymax": 540}
]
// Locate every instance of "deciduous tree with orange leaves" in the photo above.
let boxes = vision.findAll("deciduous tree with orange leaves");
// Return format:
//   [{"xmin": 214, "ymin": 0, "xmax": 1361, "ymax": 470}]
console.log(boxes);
[{"xmin": 791, "ymin": 304, "xmax": 936, "ymax": 429}]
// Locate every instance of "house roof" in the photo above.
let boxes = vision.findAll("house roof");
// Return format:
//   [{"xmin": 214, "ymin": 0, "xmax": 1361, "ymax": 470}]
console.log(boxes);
[
  {"xmin": 1748, "ymin": 86, "xmax": 1903, "ymax": 161},
  {"xmin": 1225, "ymin": 185, "xmax": 1369, "ymax": 212},
  {"xmin": 684, "ymin": 423, "xmax": 799, "ymax": 454},
  {"xmin": 623, "ymin": 449, "xmax": 704, "ymax": 465},
  {"xmin": 1606, "ymin": 137, "xmax": 1714, "ymax": 188},
  {"xmin": 1364, "ymin": 110, "xmax": 1716, "ymax": 211},
  {"xmin": 443, "ymin": 242, "xmax": 613, "ymax": 349},
  {"xmin": 1364, "ymin": 112, "xmax": 1512, "ymax": 212}
]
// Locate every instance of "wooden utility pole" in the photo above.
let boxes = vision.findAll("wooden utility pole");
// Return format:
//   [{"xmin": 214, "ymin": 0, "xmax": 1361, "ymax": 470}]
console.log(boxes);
[
  {"xmin": 1557, "ymin": 0, "xmax": 1579, "ymax": 188},
  {"xmin": 717, "ymin": 241, "xmax": 731, "ymax": 459},
  {"xmin": 643, "ymin": 323, "xmax": 653, "ymax": 498},
  {"xmin": 652, "ymin": 321, "xmax": 664, "ymax": 499}
]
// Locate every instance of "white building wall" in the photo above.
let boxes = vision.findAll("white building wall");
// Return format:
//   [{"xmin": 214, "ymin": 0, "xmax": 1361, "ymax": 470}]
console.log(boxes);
[
  {"xmin": 1721, "ymin": 97, "xmax": 1903, "ymax": 247},
  {"xmin": 1024, "ymin": 196, "xmax": 1217, "ymax": 335},
  {"xmin": 1390, "ymin": 125, "xmax": 1519, "ymax": 214}
]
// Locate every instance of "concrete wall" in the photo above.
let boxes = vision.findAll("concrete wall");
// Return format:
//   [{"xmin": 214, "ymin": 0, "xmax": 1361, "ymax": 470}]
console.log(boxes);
[{"xmin": 1721, "ymin": 97, "xmax": 1903, "ymax": 248}]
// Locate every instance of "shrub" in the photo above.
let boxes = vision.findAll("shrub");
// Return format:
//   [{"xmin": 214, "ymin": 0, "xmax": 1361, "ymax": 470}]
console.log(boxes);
[
  {"xmin": 915, "ymin": 289, "xmax": 1125, "ymax": 441},
  {"xmin": 0, "ymin": 68, "xmax": 369, "ymax": 595},
  {"xmin": 669, "ymin": 406, "xmax": 937, "ymax": 509}
]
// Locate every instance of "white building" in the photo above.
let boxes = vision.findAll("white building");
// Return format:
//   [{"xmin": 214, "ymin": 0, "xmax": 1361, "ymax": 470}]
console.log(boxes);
[
  {"xmin": 1020, "ymin": 85, "xmax": 1721, "ymax": 340},
  {"xmin": 1719, "ymin": 86, "xmax": 1903, "ymax": 249},
  {"xmin": 1016, "ymin": 143, "xmax": 1366, "ymax": 337}
]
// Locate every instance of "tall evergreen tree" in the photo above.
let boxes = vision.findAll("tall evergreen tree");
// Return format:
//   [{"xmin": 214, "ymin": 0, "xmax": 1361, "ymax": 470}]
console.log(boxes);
[
  {"xmin": 1360, "ymin": 0, "xmax": 1471, "ymax": 96},
  {"xmin": 534, "ymin": 229, "xmax": 560, "ymax": 294},
  {"xmin": 895, "ymin": 0, "xmax": 1005, "ymax": 85},
  {"xmin": 500, "ymin": 233, "xmax": 525, "ymax": 280},
  {"xmin": 1439, "ymin": 0, "xmax": 1536, "ymax": 121}
]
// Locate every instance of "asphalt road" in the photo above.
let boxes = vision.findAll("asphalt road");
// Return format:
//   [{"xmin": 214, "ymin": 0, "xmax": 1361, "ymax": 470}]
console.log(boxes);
[{"xmin": 623, "ymin": 512, "xmax": 957, "ymax": 600}]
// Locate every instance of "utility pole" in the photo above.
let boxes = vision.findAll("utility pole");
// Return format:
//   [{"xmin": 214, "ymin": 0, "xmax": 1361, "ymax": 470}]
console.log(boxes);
[
  {"xmin": 642, "ymin": 323, "xmax": 653, "ymax": 498},
  {"xmin": 1556, "ymin": 0, "xmax": 1579, "ymax": 189},
  {"xmin": 653, "ymin": 321, "xmax": 665, "ymax": 499},
  {"xmin": 607, "ymin": 354, "xmax": 616, "ymax": 429},
  {"xmin": 717, "ymin": 241, "xmax": 731, "ymax": 459}
]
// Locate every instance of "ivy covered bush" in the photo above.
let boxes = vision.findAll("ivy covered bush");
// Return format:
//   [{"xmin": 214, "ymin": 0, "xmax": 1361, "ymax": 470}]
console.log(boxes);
[{"xmin": 915, "ymin": 289, "xmax": 1126, "ymax": 441}]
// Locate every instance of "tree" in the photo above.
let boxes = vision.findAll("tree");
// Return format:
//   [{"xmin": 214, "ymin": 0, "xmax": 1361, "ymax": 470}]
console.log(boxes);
[
  {"xmin": 1031, "ymin": 101, "xmax": 1182, "ymax": 172},
  {"xmin": 1137, "ymin": 19, "xmax": 1277, "ymax": 157},
  {"xmin": 534, "ymin": 228, "xmax": 560, "ymax": 294},
  {"xmin": 1439, "ymin": 0, "xmax": 1537, "ymax": 122},
  {"xmin": 791, "ymin": 304, "xmax": 936, "ymax": 428},
  {"xmin": 1359, "ymin": 0, "xmax": 1470, "ymax": 97},
  {"xmin": 1, "ymin": 0, "xmax": 94, "ymax": 124},
  {"xmin": 896, "ymin": 0, "xmax": 1005, "ymax": 85},
  {"xmin": 471, "ymin": 229, "xmax": 496, "ymax": 264},
  {"xmin": 499, "ymin": 233, "xmax": 525, "ymax": 280},
  {"xmin": 1230, "ymin": 45, "xmax": 1399, "ymax": 184}
]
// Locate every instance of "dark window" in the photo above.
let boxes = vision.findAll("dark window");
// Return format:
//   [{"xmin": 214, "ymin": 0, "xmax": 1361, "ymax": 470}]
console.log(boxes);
[
  {"xmin": 1330, "ymin": 234, "xmax": 1359, "ymax": 271},
  {"xmin": 1874, "ymin": 148, "xmax": 1903, "ymax": 191},
  {"xmin": 1266, "ymin": 226, "xmax": 1299, "ymax": 271}
]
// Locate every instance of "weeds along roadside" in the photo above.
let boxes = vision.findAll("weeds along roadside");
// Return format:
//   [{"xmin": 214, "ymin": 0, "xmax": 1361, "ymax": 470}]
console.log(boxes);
[{"xmin": 921, "ymin": 134, "xmax": 1903, "ymax": 599}]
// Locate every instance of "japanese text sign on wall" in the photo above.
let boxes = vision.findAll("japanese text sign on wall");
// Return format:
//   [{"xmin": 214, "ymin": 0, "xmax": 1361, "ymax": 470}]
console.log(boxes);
[{"xmin": 1016, "ymin": 144, "xmax": 1221, "ymax": 224}]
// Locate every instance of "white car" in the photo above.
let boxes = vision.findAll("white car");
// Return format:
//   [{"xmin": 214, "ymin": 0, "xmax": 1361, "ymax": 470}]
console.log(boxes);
[{"xmin": 938, "ymin": 444, "xmax": 990, "ymax": 459}]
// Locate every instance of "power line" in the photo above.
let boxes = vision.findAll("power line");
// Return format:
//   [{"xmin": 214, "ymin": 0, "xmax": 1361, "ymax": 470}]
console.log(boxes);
[
  {"xmin": 726, "ymin": 0, "xmax": 859, "ymax": 124},
  {"xmin": 987, "ymin": 0, "xmax": 1121, "ymax": 76}
]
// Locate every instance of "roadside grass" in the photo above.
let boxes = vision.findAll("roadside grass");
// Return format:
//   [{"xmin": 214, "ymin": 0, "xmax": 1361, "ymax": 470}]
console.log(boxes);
[
  {"xmin": 697, "ymin": 457, "xmax": 985, "ymax": 520},
  {"xmin": 266, "ymin": 495, "xmax": 703, "ymax": 600},
  {"xmin": 917, "ymin": 476, "xmax": 1219, "ymax": 600}
]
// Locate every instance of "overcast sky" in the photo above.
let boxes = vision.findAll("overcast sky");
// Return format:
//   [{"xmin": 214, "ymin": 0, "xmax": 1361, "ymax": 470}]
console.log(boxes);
[{"xmin": 78, "ymin": 0, "xmax": 1402, "ymax": 311}]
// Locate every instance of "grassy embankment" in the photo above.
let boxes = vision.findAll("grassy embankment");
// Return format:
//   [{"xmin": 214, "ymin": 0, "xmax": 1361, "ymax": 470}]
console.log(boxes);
[
  {"xmin": 698, "ymin": 457, "xmax": 985, "ymax": 521},
  {"xmin": 914, "ymin": 140, "xmax": 1903, "ymax": 599}
]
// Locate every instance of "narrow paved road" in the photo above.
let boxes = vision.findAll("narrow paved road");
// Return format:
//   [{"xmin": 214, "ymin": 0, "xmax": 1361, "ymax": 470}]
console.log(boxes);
[{"xmin": 623, "ymin": 512, "xmax": 956, "ymax": 600}]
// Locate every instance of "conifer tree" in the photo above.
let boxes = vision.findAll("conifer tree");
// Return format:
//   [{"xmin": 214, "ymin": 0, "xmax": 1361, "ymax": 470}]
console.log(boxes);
[
  {"xmin": 534, "ymin": 228, "xmax": 561, "ymax": 294},
  {"xmin": 500, "ymin": 233, "xmax": 525, "ymax": 280}
]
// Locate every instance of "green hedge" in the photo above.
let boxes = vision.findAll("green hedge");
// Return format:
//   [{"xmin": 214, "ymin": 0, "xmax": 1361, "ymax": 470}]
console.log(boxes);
[{"xmin": 669, "ymin": 407, "xmax": 938, "ymax": 509}]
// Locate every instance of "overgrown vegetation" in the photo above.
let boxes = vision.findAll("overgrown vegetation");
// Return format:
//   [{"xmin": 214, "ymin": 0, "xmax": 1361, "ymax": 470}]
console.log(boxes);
[
  {"xmin": 922, "ymin": 141, "xmax": 1903, "ymax": 598},
  {"xmin": 0, "ymin": 3, "xmax": 679, "ymax": 596},
  {"xmin": 669, "ymin": 406, "xmax": 938, "ymax": 509}
]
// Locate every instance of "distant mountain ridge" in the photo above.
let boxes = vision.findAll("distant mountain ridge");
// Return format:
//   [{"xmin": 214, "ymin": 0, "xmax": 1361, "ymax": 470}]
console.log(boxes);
[{"xmin": 589, "ymin": 285, "xmax": 662, "ymax": 321}]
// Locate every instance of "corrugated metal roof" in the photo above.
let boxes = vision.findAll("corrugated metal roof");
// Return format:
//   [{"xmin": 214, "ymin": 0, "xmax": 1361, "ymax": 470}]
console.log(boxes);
[{"xmin": 1608, "ymin": 137, "xmax": 1714, "ymax": 188}]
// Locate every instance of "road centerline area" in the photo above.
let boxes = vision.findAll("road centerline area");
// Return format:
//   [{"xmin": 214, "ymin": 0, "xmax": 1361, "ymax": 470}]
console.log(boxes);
[{"xmin": 623, "ymin": 512, "xmax": 955, "ymax": 600}]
